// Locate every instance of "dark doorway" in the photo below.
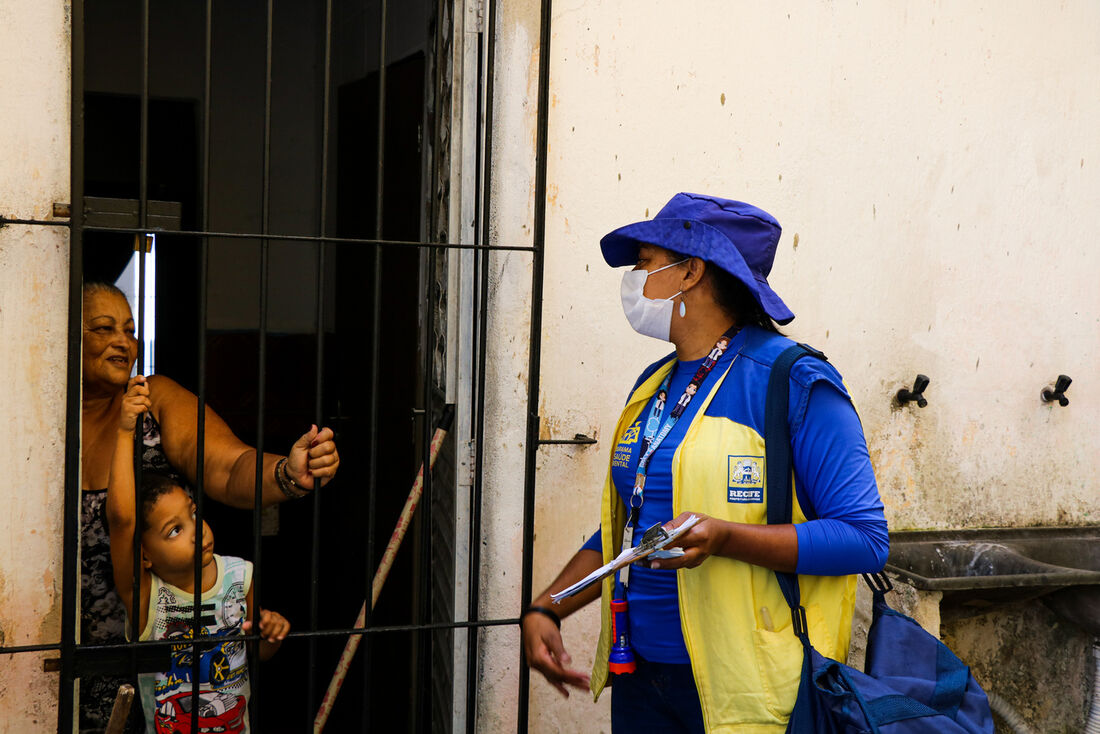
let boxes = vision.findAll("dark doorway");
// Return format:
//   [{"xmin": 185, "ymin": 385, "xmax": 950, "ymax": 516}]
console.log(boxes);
[
  {"xmin": 198, "ymin": 52, "xmax": 429, "ymax": 732},
  {"xmin": 79, "ymin": 4, "xmax": 442, "ymax": 732}
]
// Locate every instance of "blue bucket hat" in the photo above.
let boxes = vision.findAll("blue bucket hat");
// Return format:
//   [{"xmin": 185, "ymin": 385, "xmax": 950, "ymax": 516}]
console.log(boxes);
[{"xmin": 600, "ymin": 192, "xmax": 794, "ymax": 325}]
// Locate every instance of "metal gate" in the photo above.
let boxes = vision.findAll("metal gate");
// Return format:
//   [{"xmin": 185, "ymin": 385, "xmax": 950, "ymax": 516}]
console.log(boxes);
[{"xmin": 0, "ymin": 0, "xmax": 553, "ymax": 731}]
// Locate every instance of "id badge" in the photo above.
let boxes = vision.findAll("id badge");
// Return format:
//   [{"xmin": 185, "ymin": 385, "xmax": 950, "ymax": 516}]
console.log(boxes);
[{"xmin": 619, "ymin": 523, "xmax": 635, "ymax": 586}]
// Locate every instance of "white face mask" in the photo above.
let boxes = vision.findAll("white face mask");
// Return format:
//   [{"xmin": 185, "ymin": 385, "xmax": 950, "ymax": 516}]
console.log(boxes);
[{"xmin": 620, "ymin": 259, "xmax": 687, "ymax": 341}]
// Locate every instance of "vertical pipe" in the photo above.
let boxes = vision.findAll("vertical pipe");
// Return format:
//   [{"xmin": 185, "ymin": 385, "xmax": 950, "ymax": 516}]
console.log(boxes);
[
  {"xmin": 250, "ymin": 0, "xmax": 274, "ymax": 726},
  {"xmin": 466, "ymin": 0, "xmax": 498, "ymax": 728},
  {"xmin": 310, "ymin": 0, "xmax": 333, "ymax": 726},
  {"xmin": 517, "ymin": 0, "xmax": 553, "ymax": 730},
  {"xmin": 361, "ymin": 0, "xmax": 388, "ymax": 727},
  {"xmin": 59, "ymin": 2, "xmax": 86, "ymax": 729}
]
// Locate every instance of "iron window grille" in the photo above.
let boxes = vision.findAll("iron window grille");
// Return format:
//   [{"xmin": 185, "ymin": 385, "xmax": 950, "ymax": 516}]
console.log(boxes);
[{"xmin": 0, "ymin": 0, "xmax": 557, "ymax": 731}]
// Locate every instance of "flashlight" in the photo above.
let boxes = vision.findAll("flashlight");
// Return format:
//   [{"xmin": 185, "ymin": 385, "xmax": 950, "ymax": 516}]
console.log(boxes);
[{"xmin": 609, "ymin": 597, "xmax": 636, "ymax": 674}]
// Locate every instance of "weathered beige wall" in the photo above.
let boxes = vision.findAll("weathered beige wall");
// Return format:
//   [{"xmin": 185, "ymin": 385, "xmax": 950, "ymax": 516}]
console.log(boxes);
[
  {"xmin": 0, "ymin": 0, "xmax": 71, "ymax": 730},
  {"xmin": 481, "ymin": 1, "xmax": 1100, "ymax": 731},
  {"xmin": 474, "ymin": 0, "xmax": 543, "ymax": 728}
]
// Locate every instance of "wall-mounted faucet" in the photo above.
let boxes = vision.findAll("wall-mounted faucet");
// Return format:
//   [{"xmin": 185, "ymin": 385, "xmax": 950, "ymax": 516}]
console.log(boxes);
[
  {"xmin": 1040, "ymin": 374, "xmax": 1072, "ymax": 407},
  {"xmin": 896, "ymin": 374, "xmax": 930, "ymax": 408}
]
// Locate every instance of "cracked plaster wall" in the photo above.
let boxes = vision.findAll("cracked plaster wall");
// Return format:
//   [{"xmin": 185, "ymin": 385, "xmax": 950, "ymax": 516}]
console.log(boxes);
[
  {"xmin": 477, "ymin": 2, "xmax": 1100, "ymax": 732},
  {"xmin": 0, "ymin": 0, "xmax": 71, "ymax": 730}
]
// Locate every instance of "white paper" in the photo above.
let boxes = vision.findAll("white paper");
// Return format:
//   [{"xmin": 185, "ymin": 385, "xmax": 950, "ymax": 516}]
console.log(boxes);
[{"xmin": 550, "ymin": 515, "xmax": 701, "ymax": 603}]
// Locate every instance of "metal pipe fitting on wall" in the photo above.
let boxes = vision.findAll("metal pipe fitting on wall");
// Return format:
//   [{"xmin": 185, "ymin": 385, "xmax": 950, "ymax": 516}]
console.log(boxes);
[
  {"xmin": 1040, "ymin": 375, "xmax": 1072, "ymax": 407},
  {"xmin": 895, "ymin": 374, "xmax": 930, "ymax": 408}
]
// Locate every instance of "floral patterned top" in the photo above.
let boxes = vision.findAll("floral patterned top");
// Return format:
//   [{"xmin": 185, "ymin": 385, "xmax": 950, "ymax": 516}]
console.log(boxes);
[{"xmin": 80, "ymin": 413, "xmax": 186, "ymax": 734}]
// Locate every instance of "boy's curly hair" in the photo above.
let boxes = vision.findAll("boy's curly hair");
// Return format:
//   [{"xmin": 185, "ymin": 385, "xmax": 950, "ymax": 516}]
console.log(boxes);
[{"xmin": 140, "ymin": 471, "xmax": 187, "ymax": 525}]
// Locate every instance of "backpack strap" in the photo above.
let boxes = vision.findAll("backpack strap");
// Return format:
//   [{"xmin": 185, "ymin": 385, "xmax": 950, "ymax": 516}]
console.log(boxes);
[{"xmin": 765, "ymin": 343, "xmax": 827, "ymax": 630}]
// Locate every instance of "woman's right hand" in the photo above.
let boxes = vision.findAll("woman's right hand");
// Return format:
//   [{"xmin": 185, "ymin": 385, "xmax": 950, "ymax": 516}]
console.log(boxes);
[
  {"xmin": 522, "ymin": 610, "xmax": 590, "ymax": 698},
  {"xmin": 119, "ymin": 375, "xmax": 151, "ymax": 432}
]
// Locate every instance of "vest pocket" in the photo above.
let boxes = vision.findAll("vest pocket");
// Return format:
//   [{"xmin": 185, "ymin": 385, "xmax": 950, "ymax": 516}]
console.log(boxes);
[
  {"xmin": 750, "ymin": 602, "xmax": 835, "ymax": 719},
  {"xmin": 750, "ymin": 625, "xmax": 801, "ymax": 718}
]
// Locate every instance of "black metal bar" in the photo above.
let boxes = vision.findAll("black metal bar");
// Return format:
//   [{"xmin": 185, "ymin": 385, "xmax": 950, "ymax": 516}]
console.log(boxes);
[
  {"xmin": 202, "ymin": 0, "xmax": 212, "ymax": 234},
  {"xmin": 249, "ymin": 0, "xmax": 274, "ymax": 727},
  {"xmin": 192, "ymin": 2, "xmax": 213, "ymax": 730},
  {"xmin": 517, "ymin": 0, "xmax": 553, "ymax": 729},
  {"xmin": 0, "ymin": 642, "xmax": 62, "ymax": 656},
  {"xmin": 139, "ymin": 0, "xmax": 149, "ymax": 233},
  {"xmin": 129, "ymin": 233, "xmax": 146, "ymax": 698},
  {"xmin": 360, "ymin": 0, "xmax": 386, "ymax": 726},
  {"xmin": 260, "ymin": 617, "xmax": 527, "ymax": 638},
  {"xmin": 51, "ymin": 613, "xmax": 521, "ymax": 653},
  {"xmin": 466, "ymin": 0, "xmax": 498, "ymax": 727},
  {"xmin": 191, "ymin": 290, "xmax": 208, "ymax": 734},
  {"xmin": 416, "ymin": 192, "xmax": 435, "ymax": 732},
  {"xmin": 126, "ymin": 0, "xmax": 151, "ymax": 719},
  {"xmin": 309, "ymin": 0, "xmax": 333, "ymax": 726},
  {"xmin": 0, "ymin": 217, "xmax": 72, "ymax": 228},
  {"xmin": 58, "ymin": 3, "xmax": 85, "ymax": 729},
  {"xmin": 78, "ymin": 224, "xmax": 538, "ymax": 252},
  {"xmin": 375, "ymin": 0, "xmax": 388, "ymax": 234},
  {"xmin": 131, "ymin": 0, "xmax": 152, "ymax": 660},
  {"xmin": 537, "ymin": 435, "xmax": 598, "ymax": 446},
  {"xmin": 70, "ymin": 642, "xmax": 171, "ymax": 678}
]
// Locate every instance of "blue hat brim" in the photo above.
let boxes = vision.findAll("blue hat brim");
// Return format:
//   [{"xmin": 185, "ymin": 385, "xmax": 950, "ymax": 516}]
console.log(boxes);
[{"xmin": 600, "ymin": 218, "xmax": 795, "ymax": 325}]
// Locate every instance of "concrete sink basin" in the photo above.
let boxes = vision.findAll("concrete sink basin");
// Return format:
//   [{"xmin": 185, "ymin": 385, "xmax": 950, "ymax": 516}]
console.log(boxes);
[{"xmin": 885, "ymin": 526, "xmax": 1100, "ymax": 635}]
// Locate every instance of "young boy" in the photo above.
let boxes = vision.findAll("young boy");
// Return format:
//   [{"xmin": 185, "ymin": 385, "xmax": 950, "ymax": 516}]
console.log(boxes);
[{"xmin": 108, "ymin": 375, "xmax": 290, "ymax": 734}]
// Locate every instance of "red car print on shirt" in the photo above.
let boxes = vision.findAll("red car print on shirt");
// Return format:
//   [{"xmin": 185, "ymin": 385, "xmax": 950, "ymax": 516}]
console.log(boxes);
[{"xmin": 155, "ymin": 690, "xmax": 246, "ymax": 733}]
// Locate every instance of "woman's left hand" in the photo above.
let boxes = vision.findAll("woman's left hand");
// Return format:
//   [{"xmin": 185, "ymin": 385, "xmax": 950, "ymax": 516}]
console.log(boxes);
[
  {"xmin": 648, "ymin": 512, "xmax": 729, "ymax": 570},
  {"xmin": 286, "ymin": 425, "xmax": 340, "ymax": 490}
]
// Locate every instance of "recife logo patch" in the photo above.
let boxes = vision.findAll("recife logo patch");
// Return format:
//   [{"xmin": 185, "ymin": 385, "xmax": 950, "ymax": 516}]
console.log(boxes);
[{"xmin": 727, "ymin": 455, "xmax": 764, "ymax": 503}]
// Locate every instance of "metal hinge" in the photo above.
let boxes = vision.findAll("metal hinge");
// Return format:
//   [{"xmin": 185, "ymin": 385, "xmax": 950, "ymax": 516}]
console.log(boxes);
[
  {"xmin": 463, "ymin": 438, "xmax": 477, "ymax": 487},
  {"xmin": 469, "ymin": 0, "xmax": 484, "ymax": 32}
]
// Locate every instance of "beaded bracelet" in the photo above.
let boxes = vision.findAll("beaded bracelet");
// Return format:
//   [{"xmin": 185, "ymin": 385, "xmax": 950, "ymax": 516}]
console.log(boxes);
[{"xmin": 275, "ymin": 456, "xmax": 310, "ymax": 499}]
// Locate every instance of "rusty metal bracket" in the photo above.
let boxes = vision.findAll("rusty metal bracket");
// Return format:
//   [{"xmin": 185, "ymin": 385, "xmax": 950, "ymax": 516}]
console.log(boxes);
[{"xmin": 538, "ymin": 433, "xmax": 598, "ymax": 446}]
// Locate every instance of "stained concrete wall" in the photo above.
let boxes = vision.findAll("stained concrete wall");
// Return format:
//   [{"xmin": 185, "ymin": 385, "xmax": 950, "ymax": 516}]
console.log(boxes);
[
  {"xmin": 3, "ymin": 0, "xmax": 1098, "ymax": 731},
  {"xmin": 0, "ymin": 0, "xmax": 71, "ymax": 729},
  {"xmin": 477, "ymin": 1, "xmax": 1100, "ymax": 732},
  {"xmin": 475, "ymin": 1, "xmax": 542, "ymax": 729}
]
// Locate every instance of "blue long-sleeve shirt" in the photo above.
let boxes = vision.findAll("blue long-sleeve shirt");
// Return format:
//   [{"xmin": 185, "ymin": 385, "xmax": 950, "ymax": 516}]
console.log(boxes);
[{"xmin": 581, "ymin": 343, "xmax": 887, "ymax": 663}]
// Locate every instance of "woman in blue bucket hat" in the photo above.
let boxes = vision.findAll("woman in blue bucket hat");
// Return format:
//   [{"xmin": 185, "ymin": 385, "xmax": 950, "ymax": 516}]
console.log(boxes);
[{"xmin": 521, "ymin": 193, "xmax": 889, "ymax": 732}]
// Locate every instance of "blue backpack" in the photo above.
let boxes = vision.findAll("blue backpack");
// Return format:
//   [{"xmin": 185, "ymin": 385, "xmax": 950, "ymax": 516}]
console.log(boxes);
[{"xmin": 766, "ymin": 344, "xmax": 995, "ymax": 733}]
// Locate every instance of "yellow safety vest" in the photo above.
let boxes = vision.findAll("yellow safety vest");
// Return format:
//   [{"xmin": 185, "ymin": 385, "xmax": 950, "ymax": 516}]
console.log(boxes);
[{"xmin": 591, "ymin": 352, "xmax": 856, "ymax": 733}]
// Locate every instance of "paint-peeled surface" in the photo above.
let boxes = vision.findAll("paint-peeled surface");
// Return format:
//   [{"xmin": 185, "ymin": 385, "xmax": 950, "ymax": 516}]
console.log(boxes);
[
  {"xmin": 517, "ymin": 2, "xmax": 1100, "ymax": 732},
  {"xmin": 0, "ymin": 0, "xmax": 71, "ymax": 729}
]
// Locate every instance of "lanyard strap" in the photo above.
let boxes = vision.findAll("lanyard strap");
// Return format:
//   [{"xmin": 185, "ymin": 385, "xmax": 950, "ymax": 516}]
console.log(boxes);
[
  {"xmin": 620, "ymin": 327, "xmax": 739, "ymax": 589},
  {"xmin": 630, "ymin": 325, "xmax": 739, "ymax": 515},
  {"xmin": 618, "ymin": 326, "xmax": 740, "ymax": 581}
]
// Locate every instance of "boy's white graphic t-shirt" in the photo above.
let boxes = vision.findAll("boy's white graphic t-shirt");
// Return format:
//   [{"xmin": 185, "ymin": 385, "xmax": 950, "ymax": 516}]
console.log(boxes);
[{"xmin": 137, "ymin": 554, "xmax": 253, "ymax": 734}]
